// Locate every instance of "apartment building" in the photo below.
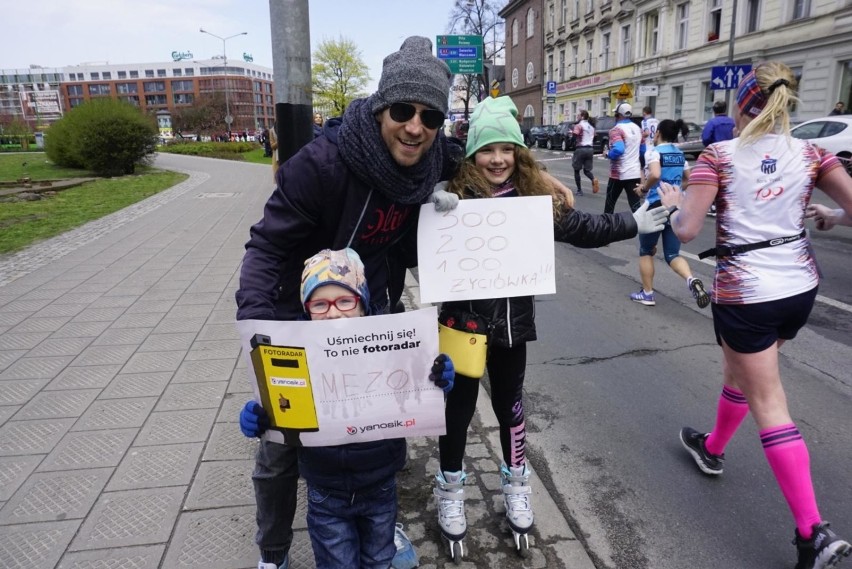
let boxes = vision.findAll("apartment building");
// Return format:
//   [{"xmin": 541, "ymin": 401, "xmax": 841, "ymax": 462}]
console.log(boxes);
[
  {"xmin": 2, "ymin": 59, "xmax": 276, "ymax": 133},
  {"xmin": 532, "ymin": 0, "xmax": 852, "ymax": 125},
  {"xmin": 500, "ymin": 0, "xmax": 546, "ymax": 128}
]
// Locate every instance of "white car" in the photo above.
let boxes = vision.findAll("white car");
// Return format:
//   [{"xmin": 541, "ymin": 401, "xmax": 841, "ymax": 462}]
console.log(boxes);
[{"xmin": 791, "ymin": 116, "xmax": 852, "ymax": 176}]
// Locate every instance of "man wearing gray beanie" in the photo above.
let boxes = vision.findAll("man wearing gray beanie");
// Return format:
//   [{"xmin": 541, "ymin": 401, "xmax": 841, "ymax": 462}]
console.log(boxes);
[{"xmin": 236, "ymin": 36, "xmax": 462, "ymax": 569}]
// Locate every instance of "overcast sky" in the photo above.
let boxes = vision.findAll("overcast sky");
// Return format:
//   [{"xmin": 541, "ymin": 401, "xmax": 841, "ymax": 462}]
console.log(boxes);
[{"xmin": 3, "ymin": 0, "xmax": 460, "ymax": 92}]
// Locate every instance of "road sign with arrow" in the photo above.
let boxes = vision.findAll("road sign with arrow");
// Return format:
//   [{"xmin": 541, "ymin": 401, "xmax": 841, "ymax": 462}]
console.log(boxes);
[{"xmin": 711, "ymin": 65, "xmax": 753, "ymax": 90}]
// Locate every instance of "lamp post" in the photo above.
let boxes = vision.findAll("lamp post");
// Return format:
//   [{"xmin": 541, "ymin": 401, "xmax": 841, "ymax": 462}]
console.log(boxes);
[{"xmin": 199, "ymin": 27, "xmax": 247, "ymax": 135}]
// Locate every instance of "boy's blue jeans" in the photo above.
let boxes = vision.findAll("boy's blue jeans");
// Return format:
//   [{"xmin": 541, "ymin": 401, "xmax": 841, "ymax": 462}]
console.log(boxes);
[{"xmin": 306, "ymin": 477, "xmax": 398, "ymax": 569}]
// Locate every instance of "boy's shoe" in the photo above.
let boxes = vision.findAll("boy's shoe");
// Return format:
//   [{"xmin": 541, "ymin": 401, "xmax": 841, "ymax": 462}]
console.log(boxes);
[
  {"xmin": 630, "ymin": 289, "xmax": 656, "ymax": 306},
  {"xmin": 592, "ymin": 178, "xmax": 600, "ymax": 193},
  {"xmin": 258, "ymin": 555, "xmax": 288, "ymax": 569},
  {"xmin": 679, "ymin": 427, "xmax": 724, "ymax": 475},
  {"xmin": 793, "ymin": 522, "xmax": 851, "ymax": 569},
  {"xmin": 576, "ymin": 190, "xmax": 584, "ymax": 196},
  {"xmin": 391, "ymin": 523, "xmax": 419, "ymax": 569},
  {"xmin": 688, "ymin": 278, "xmax": 710, "ymax": 309}
]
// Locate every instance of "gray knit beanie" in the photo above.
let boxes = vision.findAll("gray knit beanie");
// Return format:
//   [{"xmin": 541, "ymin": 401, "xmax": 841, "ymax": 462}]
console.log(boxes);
[{"xmin": 370, "ymin": 36, "xmax": 452, "ymax": 115}]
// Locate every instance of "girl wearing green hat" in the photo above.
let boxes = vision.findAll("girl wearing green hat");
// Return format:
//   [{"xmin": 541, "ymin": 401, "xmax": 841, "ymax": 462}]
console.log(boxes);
[{"xmin": 432, "ymin": 96, "xmax": 669, "ymax": 559}]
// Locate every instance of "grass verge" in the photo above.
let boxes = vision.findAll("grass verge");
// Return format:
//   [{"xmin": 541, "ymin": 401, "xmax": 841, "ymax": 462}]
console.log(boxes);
[
  {"xmin": 0, "ymin": 153, "xmax": 95, "ymax": 181},
  {"xmin": 0, "ymin": 169, "xmax": 188, "ymax": 255}
]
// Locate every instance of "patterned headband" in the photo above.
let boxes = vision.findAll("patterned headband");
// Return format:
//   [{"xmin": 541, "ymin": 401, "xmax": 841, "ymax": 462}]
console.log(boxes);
[{"xmin": 736, "ymin": 67, "xmax": 792, "ymax": 118}]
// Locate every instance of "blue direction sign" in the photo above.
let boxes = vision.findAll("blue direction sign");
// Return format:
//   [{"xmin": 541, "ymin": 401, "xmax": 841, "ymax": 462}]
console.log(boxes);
[
  {"xmin": 711, "ymin": 65, "xmax": 753, "ymax": 90},
  {"xmin": 546, "ymin": 81, "xmax": 557, "ymax": 95},
  {"xmin": 436, "ymin": 35, "xmax": 484, "ymax": 75}
]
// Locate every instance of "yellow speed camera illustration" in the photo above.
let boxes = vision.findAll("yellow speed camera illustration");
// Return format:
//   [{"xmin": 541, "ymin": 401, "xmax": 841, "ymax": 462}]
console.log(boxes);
[{"xmin": 250, "ymin": 334, "xmax": 319, "ymax": 432}]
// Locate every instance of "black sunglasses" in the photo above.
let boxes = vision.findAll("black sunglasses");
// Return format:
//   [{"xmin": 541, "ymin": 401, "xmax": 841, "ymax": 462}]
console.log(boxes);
[{"xmin": 388, "ymin": 102, "xmax": 445, "ymax": 130}]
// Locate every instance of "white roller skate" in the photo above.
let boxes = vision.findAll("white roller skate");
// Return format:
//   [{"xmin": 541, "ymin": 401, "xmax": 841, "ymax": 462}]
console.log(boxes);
[
  {"xmin": 500, "ymin": 463, "xmax": 533, "ymax": 558},
  {"xmin": 434, "ymin": 470, "xmax": 467, "ymax": 564}
]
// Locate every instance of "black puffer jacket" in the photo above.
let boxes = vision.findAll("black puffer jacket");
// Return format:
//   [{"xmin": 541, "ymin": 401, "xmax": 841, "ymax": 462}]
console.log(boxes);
[{"xmin": 443, "ymin": 206, "xmax": 638, "ymax": 348}]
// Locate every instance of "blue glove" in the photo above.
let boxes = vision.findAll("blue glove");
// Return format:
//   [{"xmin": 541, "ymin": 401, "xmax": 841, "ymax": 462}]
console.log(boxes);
[
  {"xmin": 239, "ymin": 400, "xmax": 269, "ymax": 438},
  {"xmin": 429, "ymin": 354, "xmax": 455, "ymax": 393}
]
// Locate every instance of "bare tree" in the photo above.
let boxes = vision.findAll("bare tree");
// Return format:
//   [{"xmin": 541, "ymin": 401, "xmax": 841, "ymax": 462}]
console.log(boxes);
[{"xmin": 446, "ymin": 0, "xmax": 505, "ymax": 119}]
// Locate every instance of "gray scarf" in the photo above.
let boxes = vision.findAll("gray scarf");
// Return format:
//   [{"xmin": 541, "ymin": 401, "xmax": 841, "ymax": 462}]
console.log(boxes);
[{"xmin": 338, "ymin": 96, "xmax": 443, "ymax": 205}]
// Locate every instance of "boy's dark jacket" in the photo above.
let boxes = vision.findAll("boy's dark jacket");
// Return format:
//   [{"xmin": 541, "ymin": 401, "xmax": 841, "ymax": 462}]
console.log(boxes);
[
  {"xmin": 444, "ymin": 198, "xmax": 638, "ymax": 351},
  {"xmin": 236, "ymin": 118, "xmax": 460, "ymax": 492}
]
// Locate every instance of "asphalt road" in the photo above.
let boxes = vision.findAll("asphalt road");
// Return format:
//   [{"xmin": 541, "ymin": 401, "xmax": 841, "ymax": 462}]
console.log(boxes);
[{"xmin": 518, "ymin": 147, "xmax": 852, "ymax": 569}]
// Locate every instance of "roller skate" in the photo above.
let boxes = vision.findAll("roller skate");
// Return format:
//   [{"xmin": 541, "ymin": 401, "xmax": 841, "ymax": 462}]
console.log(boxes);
[
  {"xmin": 434, "ymin": 470, "xmax": 466, "ymax": 564},
  {"xmin": 501, "ymin": 463, "xmax": 534, "ymax": 558}
]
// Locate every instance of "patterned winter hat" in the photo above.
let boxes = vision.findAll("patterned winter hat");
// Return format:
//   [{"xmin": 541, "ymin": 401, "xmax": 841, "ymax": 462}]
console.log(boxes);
[
  {"xmin": 370, "ymin": 36, "xmax": 452, "ymax": 115},
  {"xmin": 300, "ymin": 248, "xmax": 370, "ymax": 311},
  {"xmin": 465, "ymin": 96, "xmax": 526, "ymax": 158}
]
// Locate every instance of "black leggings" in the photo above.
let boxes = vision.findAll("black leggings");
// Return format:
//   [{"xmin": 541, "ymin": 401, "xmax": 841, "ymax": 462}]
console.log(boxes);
[
  {"xmin": 604, "ymin": 178, "xmax": 641, "ymax": 214},
  {"xmin": 439, "ymin": 343, "xmax": 528, "ymax": 471}
]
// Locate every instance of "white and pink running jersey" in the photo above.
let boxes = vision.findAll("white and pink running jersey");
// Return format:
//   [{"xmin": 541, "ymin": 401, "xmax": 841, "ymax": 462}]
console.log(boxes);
[
  {"xmin": 690, "ymin": 135, "xmax": 842, "ymax": 304},
  {"xmin": 608, "ymin": 121, "xmax": 642, "ymax": 180},
  {"xmin": 573, "ymin": 120, "xmax": 595, "ymax": 146}
]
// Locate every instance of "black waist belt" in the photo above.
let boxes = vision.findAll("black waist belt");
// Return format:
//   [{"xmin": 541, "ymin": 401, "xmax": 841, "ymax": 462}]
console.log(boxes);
[
  {"xmin": 576, "ymin": 145, "xmax": 592, "ymax": 148},
  {"xmin": 698, "ymin": 229, "xmax": 807, "ymax": 259}
]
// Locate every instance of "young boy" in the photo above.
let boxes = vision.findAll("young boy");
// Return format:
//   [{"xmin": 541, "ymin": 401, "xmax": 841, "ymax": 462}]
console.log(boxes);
[{"xmin": 240, "ymin": 248, "xmax": 454, "ymax": 569}]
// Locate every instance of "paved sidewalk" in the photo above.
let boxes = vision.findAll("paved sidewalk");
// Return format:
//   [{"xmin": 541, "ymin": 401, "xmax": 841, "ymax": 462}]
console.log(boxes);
[{"xmin": 0, "ymin": 154, "xmax": 595, "ymax": 569}]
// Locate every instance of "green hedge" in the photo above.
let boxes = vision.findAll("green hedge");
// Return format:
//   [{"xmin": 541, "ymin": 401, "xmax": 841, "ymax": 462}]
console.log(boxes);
[{"xmin": 159, "ymin": 141, "xmax": 259, "ymax": 156}]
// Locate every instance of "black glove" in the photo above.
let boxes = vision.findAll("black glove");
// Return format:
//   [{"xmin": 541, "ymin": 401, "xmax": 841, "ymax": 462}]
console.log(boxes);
[{"xmin": 429, "ymin": 354, "xmax": 455, "ymax": 394}]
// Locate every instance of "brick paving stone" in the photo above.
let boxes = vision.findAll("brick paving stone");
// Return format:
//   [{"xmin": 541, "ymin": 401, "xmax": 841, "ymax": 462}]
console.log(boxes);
[
  {"xmin": 98, "ymin": 371, "xmax": 172, "ymax": 400},
  {"xmin": 32, "ymin": 303, "xmax": 89, "ymax": 319},
  {"xmin": 71, "ymin": 344, "xmax": 137, "ymax": 367},
  {"xmin": 90, "ymin": 327, "xmax": 152, "ymax": 346},
  {"xmin": 72, "ymin": 397, "xmax": 158, "ymax": 431},
  {"xmin": 0, "ymin": 418, "xmax": 76, "ymax": 456},
  {"xmin": 0, "ymin": 468, "xmax": 112, "ymax": 525},
  {"xmin": 27, "ymin": 337, "xmax": 94, "ymax": 358},
  {"xmin": 152, "ymin": 317, "xmax": 207, "ymax": 334},
  {"xmin": 51, "ymin": 320, "xmax": 112, "ymax": 339},
  {"xmin": 154, "ymin": 381, "xmax": 227, "ymax": 412},
  {"xmin": 0, "ymin": 519, "xmax": 80, "ymax": 569},
  {"xmin": 167, "ymin": 304, "xmax": 214, "ymax": 319},
  {"xmin": 172, "ymin": 359, "xmax": 235, "ymax": 384},
  {"xmin": 137, "ymin": 332, "xmax": 197, "ymax": 353},
  {"xmin": 161, "ymin": 506, "xmax": 257, "ymax": 569},
  {"xmin": 37, "ymin": 428, "xmax": 137, "ymax": 472},
  {"xmin": 183, "ymin": 460, "xmax": 255, "ymax": 510},
  {"xmin": 9, "ymin": 316, "xmax": 71, "ymax": 334},
  {"xmin": 44, "ymin": 365, "xmax": 123, "ymax": 391},
  {"xmin": 70, "ymin": 306, "xmax": 127, "ymax": 322},
  {"xmin": 0, "ymin": 455, "xmax": 42, "ymax": 501},
  {"xmin": 185, "ymin": 340, "xmax": 241, "ymax": 361},
  {"xmin": 14, "ymin": 389, "xmax": 100, "ymax": 421},
  {"xmin": 0, "ymin": 379, "xmax": 51, "ymax": 406},
  {"xmin": 122, "ymin": 350, "xmax": 185, "ymax": 374},
  {"xmin": 0, "ymin": 355, "xmax": 74, "ymax": 380},
  {"xmin": 135, "ymin": 409, "xmax": 217, "ymax": 445},
  {"xmin": 0, "ymin": 350, "xmax": 27, "ymax": 373},
  {"xmin": 202, "ymin": 424, "xmax": 258, "ymax": 462},
  {"xmin": 107, "ymin": 443, "xmax": 204, "ymax": 491},
  {"xmin": 0, "ymin": 332, "xmax": 50, "ymax": 351},
  {"xmin": 56, "ymin": 544, "xmax": 166, "ymax": 569}
]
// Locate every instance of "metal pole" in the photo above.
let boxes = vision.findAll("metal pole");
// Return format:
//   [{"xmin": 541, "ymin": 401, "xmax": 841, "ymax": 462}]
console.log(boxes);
[
  {"xmin": 269, "ymin": 0, "xmax": 313, "ymax": 164},
  {"xmin": 724, "ymin": 0, "xmax": 738, "ymax": 113},
  {"xmin": 200, "ymin": 28, "xmax": 247, "ymax": 136}
]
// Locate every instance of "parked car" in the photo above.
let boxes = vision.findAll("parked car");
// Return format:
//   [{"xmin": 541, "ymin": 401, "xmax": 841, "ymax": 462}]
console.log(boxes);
[
  {"xmin": 529, "ymin": 125, "xmax": 557, "ymax": 148},
  {"xmin": 791, "ymin": 116, "xmax": 852, "ymax": 175},
  {"xmin": 451, "ymin": 120, "xmax": 470, "ymax": 144},
  {"xmin": 547, "ymin": 121, "xmax": 577, "ymax": 151},
  {"xmin": 674, "ymin": 122, "xmax": 705, "ymax": 159}
]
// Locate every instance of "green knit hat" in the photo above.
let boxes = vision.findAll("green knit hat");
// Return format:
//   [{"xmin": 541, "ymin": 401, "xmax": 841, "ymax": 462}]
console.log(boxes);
[{"xmin": 465, "ymin": 96, "xmax": 526, "ymax": 158}]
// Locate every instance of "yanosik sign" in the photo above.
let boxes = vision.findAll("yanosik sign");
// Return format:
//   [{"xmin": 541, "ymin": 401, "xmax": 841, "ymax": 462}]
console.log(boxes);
[
  {"xmin": 417, "ymin": 195, "xmax": 556, "ymax": 303},
  {"xmin": 236, "ymin": 307, "xmax": 445, "ymax": 447}
]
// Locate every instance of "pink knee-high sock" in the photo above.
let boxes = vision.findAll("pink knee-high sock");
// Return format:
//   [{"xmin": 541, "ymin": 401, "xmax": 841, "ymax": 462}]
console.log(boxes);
[
  {"xmin": 704, "ymin": 386, "xmax": 749, "ymax": 456},
  {"xmin": 761, "ymin": 424, "xmax": 822, "ymax": 539}
]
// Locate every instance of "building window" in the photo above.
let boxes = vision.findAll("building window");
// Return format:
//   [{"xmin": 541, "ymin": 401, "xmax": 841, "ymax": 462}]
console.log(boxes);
[
  {"xmin": 173, "ymin": 68, "xmax": 182, "ymax": 76},
  {"xmin": 69, "ymin": 98, "xmax": 83, "ymax": 108},
  {"xmin": 527, "ymin": 8, "xmax": 535, "ymax": 38},
  {"xmin": 117, "ymin": 71, "xmax": 127, "ymax": 79},
  {"xmin": 676, "ymin": 3, "xmax": 689, "ymax": 50},
  {"xmin": 173, "ymin": 93, "xmax": 194, "ymax": 105},
  {"xmin": 792, "ymin": 0, "xmax": 810, "ymax": 20},
  {"xmin": 145, "ymin": 69, "xmax": 154, "ymax": 78},
  {"xmin": 672, "ymin": 85, "xmax": 683, "ymax": 117},
  {"xmin": 745, "ymin": 0, "xmax": 761, "ymax": 33},
  {"xmin": 157, "ymin": 69, "xmax": 167, "ymax": 77},
  {"xmin": 644, "ymin": 11, "xmax": 659, "ymax": 56},
  {"xmin": 184, "ymin": 68, "xmax": 194, "ymax": 76},
  {"xmin": 548, "ymin": 3, "xmax": 555, "ymax": 32},
  {"xmin": 571, "ymin": 101, "xmax": 577, "ymax": 119},
  {"xmin": 67, "ymin": 85, "xmax": 83, "ymax": 96},
  {"xmin": 548, "ymin": 54, "xmax": 554, "ymax": 81},
  {"xmin": 561, "ymin": 0, "xmax": 568, "ymax": 26},
  {"xmin": 573, "ymin": 0, "xmax": 580, "ymax": 19},
  {"xmin": 143, "ymin": 81, "xmax": 166, "ymax": 93},
  {"xmin": 91, "ymin": 72, "xmax": 100, "ymax": 80},
  {"xmin": 586, "ymin": 0, "xmax": 593, "ymax": 15},
  {"xmin": 120, "ymin": 96, "xmax": 139, "ymax": 106},
  {"xmin": 144, "ymin": 94, "xmax": 167, "ymax": 106},
  {"xmin": 88, "ymin": 84, "xmax": 110, "ymax": 96},
  {"xmin": 585, "ymin": 39, "xmax": 593, "ymax": 74},
  {"xmin": 708, "ymin": 0, "xmax": 722, "ymax": 42},
  {"xmin": 559, "ymin": 50, "xmax": 566, "ymax": 81},
  {"xmin": 571, "ymin": 44, "xmax": 579, "ymax": 77},
  {"xmin": 103, "ymin": 72, "xmax": 112, "ymax": 80},
  {"xmin": 116, "ymin": 83, "xmax": 138, "ymax": 94},
  {"xmin": 513, "ymin": 19, "xmax": 519, "ymax": 45},
  {"xmin": 620, "ymin": 25, "xmax": 632, "ymax": 66},
  {"xmin": 703, "ymin": 82, "xmax": 715, "ymax": 121},
  {"xmin": 171, "ymin": 80, "xmax": 193, "ymax": 92},
  {"xmin": 130, "ymin": 70, "xmax": 139, "ymax": 78},
  {"xmin": 601, "ymin": 31, "xmax": 611, "ymax": 71}
]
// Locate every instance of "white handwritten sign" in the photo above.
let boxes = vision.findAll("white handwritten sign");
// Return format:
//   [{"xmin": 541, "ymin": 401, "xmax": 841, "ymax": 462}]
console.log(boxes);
[
  {"xmin": 236, "ymin": 307, "xmax": 446, "ymax": 447},
  {"xmin": 417, "ymin": 196, "xmax": 556, "ymax": 303}
]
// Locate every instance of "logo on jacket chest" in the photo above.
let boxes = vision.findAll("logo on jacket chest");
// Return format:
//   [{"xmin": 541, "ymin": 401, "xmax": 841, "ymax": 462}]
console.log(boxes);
[{"xmin": 359, "ymin": 203, "xmax": 413, "ymax": 244}]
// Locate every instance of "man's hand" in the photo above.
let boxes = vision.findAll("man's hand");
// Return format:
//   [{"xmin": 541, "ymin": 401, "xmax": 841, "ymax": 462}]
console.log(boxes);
[
  {"xmin": 632, "ymin": 201, "xmax": 668, "ymax": 234},
  {"xmin": 657, "ymin": 182, "xmax": 682, "ymax": 210},
  {"xmin": 431, "ymin": 181, "xmax": 460, "ymax": 212},
  {"xmin": 239, "ymin": 401, "xmax": 270, "ymax": 438},
  {"xmin": 429, "ymin": 354, "xmax": 455, "ymax": 394}
]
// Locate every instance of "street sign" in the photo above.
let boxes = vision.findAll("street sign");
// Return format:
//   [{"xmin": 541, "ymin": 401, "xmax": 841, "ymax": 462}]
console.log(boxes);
[
  {"xmin": 546, "ymin": 96, "xmax": 556, "ymax": 103},
  {"xmin": 225, "ymin": 115, "xmax": 233, "ymax": 125},
  {"xmin": 546, "ymin": 81, "xmax": 557, "ymax": 95},
  {"xmin": 711, "ymin": 65, "xmax": 752, "ymax": 90},
  {"xmin": 615, "ymin": 83, "xmax": 632, "ymax": 98},
  {"xmin": 436, "ymin": 35, "xmax": 484, "ymax": 75},
  {"xmin": 637, "ymin": 85, "xmax": 659, "ymax": 97}
]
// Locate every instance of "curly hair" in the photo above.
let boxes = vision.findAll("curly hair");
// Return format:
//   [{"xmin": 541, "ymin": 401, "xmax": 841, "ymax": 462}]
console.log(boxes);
[{"xmin": 447, "ymin": 145, "xmax": 568, "ymax": 218}]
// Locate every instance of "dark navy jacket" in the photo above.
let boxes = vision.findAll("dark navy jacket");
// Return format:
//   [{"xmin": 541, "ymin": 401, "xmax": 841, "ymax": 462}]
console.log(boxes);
[{"xmin": 236, "ymin": 118, "xmax": 461, "ymax": 492}]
